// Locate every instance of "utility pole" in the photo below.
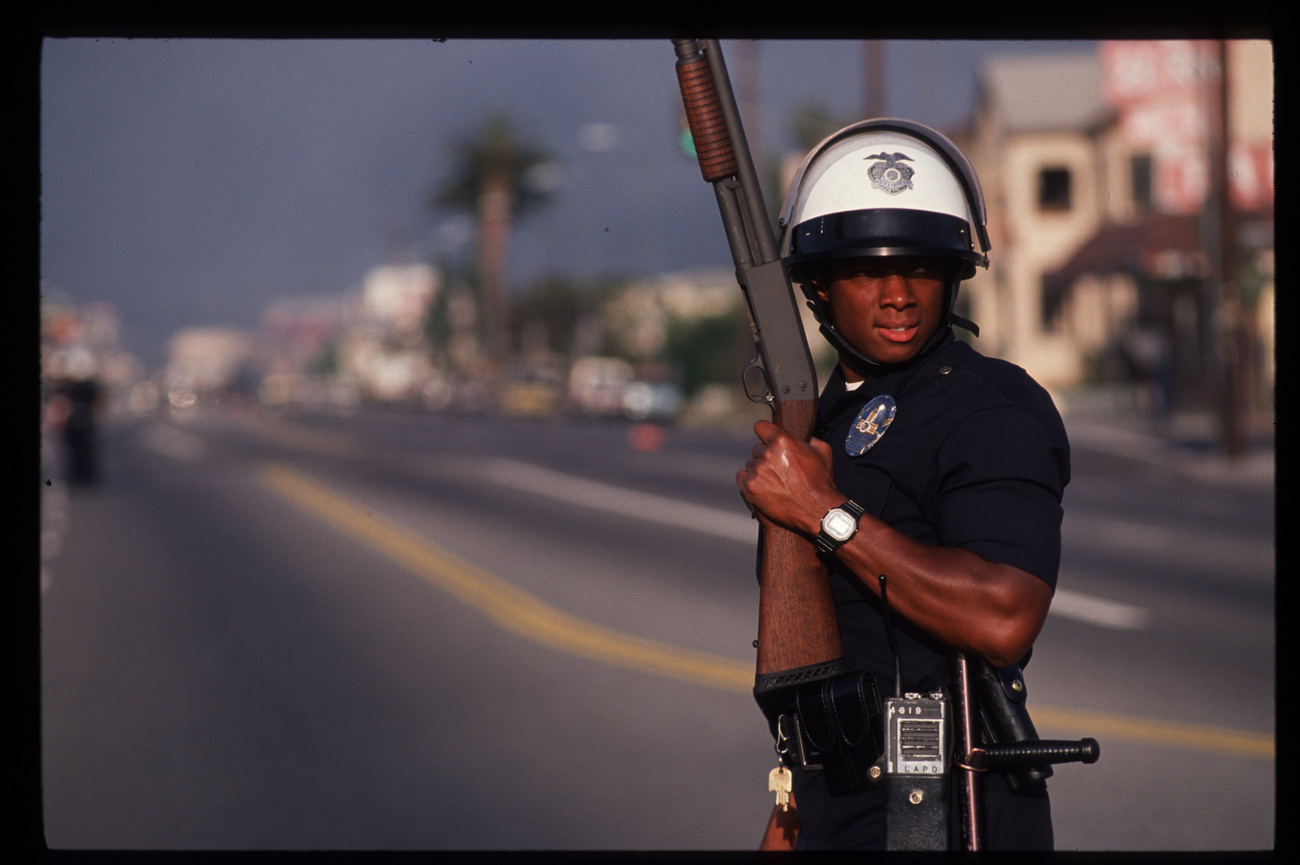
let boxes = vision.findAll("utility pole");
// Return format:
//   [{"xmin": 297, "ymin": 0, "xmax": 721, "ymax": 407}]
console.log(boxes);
[
  {"xmin": 863, "ymin": 41, "xmax": 887, "ymax": 119},
  {"xmin": 736, "ymin": 40, "xmax": 761, "ymax": 171},
  {"xmin": 1208, "ymin": 40, "xmax": 1246, "ymax": 458}
]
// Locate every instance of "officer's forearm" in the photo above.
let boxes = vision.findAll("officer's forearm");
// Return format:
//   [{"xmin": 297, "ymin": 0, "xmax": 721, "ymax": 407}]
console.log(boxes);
[
  {"xmin": 832, "ymin": 516, "xmax": 1052, "ymax": 668},
  {"xmin": 738, "ymin": 421, "xmax": 1051, "ymax": 665}
]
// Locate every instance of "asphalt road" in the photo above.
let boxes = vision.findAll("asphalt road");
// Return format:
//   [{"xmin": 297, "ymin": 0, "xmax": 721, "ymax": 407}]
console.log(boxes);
[{"xmin": 38, "ymin": 400, "xmax": 1275, "ymax": 851}]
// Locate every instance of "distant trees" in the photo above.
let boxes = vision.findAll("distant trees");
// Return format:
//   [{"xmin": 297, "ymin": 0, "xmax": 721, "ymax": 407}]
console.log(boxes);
[
  {"xmin": 508, "ymin": 275, "xmax": 613, "ymax": 361},
  {"xmin": 665, "ymin": 306, "xmax": 747, "ymax": 399},
  {"xmin": 420, "ymin": 108, "xmax": 820, "ymax": 417},
  {"xmin": 429, "ymin": 113, "xmax": 558, "ymax": 389}
]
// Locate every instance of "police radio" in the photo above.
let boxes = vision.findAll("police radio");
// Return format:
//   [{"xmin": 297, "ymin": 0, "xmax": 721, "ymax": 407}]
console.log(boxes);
[{"xmin": 878, "ymin": 574, "xmax": 951, "ymax": 851}]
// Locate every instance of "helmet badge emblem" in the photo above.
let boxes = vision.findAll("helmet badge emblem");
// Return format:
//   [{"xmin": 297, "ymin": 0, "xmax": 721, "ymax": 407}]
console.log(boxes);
[{"xmin": 865, "ymin": 152, "xmax": 914, "ymax": 195}]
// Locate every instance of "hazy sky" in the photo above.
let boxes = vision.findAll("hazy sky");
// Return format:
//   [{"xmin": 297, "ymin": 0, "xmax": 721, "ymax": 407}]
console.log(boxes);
[{"xmin": 40, "ymin": 38, "xmax": 1096, "ymax": 369}]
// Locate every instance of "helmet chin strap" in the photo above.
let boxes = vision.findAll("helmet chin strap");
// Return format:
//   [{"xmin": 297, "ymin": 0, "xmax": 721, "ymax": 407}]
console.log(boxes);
[
  {"xmin": 811, "ymin": 277, "xmax": 979, "ymax": 376},
  {"xmin": 950, "ymin": 314, "xmax": 980, "ymax": 336},
  {"xmin": 820, "ymin": 319, "xmax": 952, "ymax": 378}
]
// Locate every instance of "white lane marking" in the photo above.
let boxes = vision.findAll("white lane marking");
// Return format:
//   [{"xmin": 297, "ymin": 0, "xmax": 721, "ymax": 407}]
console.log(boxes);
[
  {"xmin": 476, "ymin": 458, "xmax": 1147, "ymax": 630},
  {"xmin": 480, "ymin": 457, "xmax": 758, "ymax": 544},
  {"xmin": 140, "ymin": 423, "xmax": 206, "ymax": 462},
  {"xmin": 1051, "ymin": 588, "xmax": 1150, "ymax": 630},
  {"xmin": 1067, "ymin": 418, "xmax": 1275, "ymax": 487},
  {"xmin": 1066, "ymin": 512, "xmax": 1274, "ymax": 575},
  {"xmin": 1088, "ymin": 519, "xmax": 1178, "ymax": 552},
  {"xmin": 1066, "ymin": 419, "xmax": 1166, "ymax": 464},
  {"xmin": 640, "ymin": 452, "xmax": 744, "ymax": 483}
]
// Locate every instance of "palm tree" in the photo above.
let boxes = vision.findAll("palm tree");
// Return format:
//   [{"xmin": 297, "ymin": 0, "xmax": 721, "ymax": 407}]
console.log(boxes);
[{"xmin": 430, "ymin": 114, "xmax": 557, "ymax": 393}]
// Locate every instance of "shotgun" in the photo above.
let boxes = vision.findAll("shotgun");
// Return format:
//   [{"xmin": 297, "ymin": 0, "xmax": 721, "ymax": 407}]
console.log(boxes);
[{"xmin": 672, "ymin": 38, "xmax": 845, "ymax": 696}]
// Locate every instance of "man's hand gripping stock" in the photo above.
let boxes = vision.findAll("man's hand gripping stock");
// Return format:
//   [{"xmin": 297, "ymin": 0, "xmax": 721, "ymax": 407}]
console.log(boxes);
[{"xmin": 737, "ymin": 419, "xmax": 843, "ymax": 541}]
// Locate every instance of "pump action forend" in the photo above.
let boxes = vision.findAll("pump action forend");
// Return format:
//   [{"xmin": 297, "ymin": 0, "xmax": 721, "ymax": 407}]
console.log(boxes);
[{"xmin": 673, "ymin": 38, "xmax": 843, "ymax": 686}]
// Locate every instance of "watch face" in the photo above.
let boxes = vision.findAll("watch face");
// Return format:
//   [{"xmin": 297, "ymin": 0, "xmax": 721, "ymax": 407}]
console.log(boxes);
[{"xmin": 823, "ymin": 509, "xmax": 857, "ymax": 541}]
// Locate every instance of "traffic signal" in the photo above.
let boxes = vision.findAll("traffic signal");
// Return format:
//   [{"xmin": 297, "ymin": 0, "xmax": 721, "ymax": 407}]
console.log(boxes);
[{"xmin": 678, "ymin": 111, "xmax": 697, "ymax": 159}]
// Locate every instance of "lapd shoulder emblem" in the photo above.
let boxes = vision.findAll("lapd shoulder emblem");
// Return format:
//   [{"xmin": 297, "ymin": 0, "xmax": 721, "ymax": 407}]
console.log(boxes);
[
  {"xmin": 865, "ymin": 152, "xmax": 914, "ymax": 195},
  {"xmin": 845, "ymin": 394, "xmax": 897, "ymax": 456}
]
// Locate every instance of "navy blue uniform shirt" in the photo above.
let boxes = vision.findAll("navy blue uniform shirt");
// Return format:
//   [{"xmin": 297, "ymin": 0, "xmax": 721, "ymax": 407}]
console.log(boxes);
[{"xmin": 792, "ymin": 330, "xmax": 1069, "ymax": 850}]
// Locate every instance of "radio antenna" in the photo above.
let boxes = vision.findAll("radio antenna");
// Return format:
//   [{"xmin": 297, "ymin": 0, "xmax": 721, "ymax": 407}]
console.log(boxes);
[{"xmin": 878, "ymin": 574, "xmax": 903, "ymax": 698}]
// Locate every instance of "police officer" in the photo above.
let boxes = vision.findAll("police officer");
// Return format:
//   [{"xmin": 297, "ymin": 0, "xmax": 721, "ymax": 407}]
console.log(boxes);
[{"xmin": 737, "ymin": 120, "xmax": 1068, "ymax": 850}]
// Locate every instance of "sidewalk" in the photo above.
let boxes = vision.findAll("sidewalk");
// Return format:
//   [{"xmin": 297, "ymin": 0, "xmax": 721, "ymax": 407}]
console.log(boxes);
[{"xmin": 1054, "ymin": 386, "xmax": 1275, "ymax": 490}]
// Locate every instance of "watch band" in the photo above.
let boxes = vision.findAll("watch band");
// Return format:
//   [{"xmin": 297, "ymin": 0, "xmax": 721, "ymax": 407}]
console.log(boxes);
[{"xmin": 814, "ymin": 499, "xmax": 866, "ymax": 555}]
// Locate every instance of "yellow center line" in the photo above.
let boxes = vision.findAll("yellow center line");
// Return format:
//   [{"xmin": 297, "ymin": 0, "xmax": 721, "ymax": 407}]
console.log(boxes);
[
  {"xmin": 256, "ymin": 460, "xmax": 1274, "ymax": 761},
  {"xmin": 1030, "ymin": 705, "xmax": 1274, "ymax": 760},
  {"xmin": 257, "ymin": 461, "xmax": 752, "ymax": 692}
]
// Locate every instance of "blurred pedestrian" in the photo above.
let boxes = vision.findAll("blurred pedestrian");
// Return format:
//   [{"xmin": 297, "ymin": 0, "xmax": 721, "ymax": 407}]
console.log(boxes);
[
  {"xmin": 46, "ymin": 347, "xmax": 104, "ymax": 486},
  {"xmin": 1120, "ymin": 327, "xmax": 1171, "ymax": 413}
]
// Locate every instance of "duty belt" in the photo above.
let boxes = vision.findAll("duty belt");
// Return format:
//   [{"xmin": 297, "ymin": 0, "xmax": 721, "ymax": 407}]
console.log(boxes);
[{"xmin": 773, "ymin": 669, "xmax": 885, "ymax": 796}]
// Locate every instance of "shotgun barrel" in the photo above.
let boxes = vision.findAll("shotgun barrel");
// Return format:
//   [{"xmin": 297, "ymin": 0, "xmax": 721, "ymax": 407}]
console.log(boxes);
[{"xmin": 672, "ymin": 38, "xmax": 842, "ymax": 682}]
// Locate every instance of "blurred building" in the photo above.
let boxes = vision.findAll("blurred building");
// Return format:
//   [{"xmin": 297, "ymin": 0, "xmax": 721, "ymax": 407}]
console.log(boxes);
[
  {"xmin": 959, "ymin": 51, "xmax": 1112, "ymax": 386},
  {"xmin": 164, "ymin": 327, "xmax": 257, "ymax": 407},
  {"xmin": 957, "ymin": 40, "xmax": 1273, "ymax": 411},
  {"xmin": 589, "ymin": 268, "xmax": 829, "ymax": 423},
  {"xmin": 338, "ymin": 263, "xmax": 440, "ymax": 403},
  {"xmin": 1047, "ymin": 40, "xmax": 1274, "ymax": 413},
  {"xmin": 604, "ymin": 268, "xmax": 828, "ymax": 369},
  {"xmin": 256, "ymin": 263, "xmax": 443, "ymax": 406},
  {"xmin": 257, "ymin": 293, "xmax": 360, "ymax": 410},
  {"xmin": 40, "ymin": 284, "xmax": 144, "ymax": 415},
  {"xmin": 260, "ymin": 294, "xmax": 355, "ymax": 375},
  {"xmin": 358, "ymin": 263, "xmax": 439, "ymax": 346}
]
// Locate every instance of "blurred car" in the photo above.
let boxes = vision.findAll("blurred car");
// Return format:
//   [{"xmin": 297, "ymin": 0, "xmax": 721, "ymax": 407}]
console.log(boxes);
[
  {"xmin": 622, "ymin": 381, "xmax": 683, "ymax": 422},
  {"xmin": 567, "ymin": 356, "xmax": 633, "ymax": 417},
  {"xmin": 502, "ymin": 374, "xmax": 562, "ymax": 417}
]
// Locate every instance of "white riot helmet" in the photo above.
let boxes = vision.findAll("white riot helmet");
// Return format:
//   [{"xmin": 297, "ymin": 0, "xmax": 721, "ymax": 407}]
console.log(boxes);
[{"xmin": 779, "ymin": 119, "xmax": 990, "ymax": 362}]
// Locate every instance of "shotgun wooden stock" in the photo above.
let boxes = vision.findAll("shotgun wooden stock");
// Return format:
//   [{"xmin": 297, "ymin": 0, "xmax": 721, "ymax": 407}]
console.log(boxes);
[
  {"xmin": 752, "ymin": 399, "xmax": 843, "ymax": 677},
  {"xmin": 672, "ymin": 39, "xmax": 842, "ymax": 680}
]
